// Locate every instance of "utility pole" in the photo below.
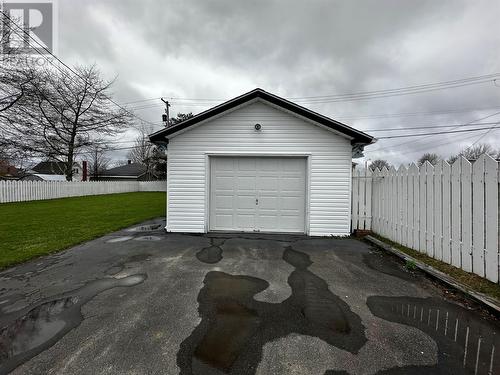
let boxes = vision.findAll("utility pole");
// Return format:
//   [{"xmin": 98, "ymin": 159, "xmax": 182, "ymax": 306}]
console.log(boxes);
[
  {"xmin": 161, "ymin": 98, "xmax": 170, "ymax": 127},
  {"xmin": 94, "ymin": 147, "xmax": 98, "ymax": 181}
]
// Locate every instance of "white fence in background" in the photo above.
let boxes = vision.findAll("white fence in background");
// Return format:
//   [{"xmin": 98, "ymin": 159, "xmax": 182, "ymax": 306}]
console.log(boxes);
[
  {"xmin": 0, "ymin": 180, "xmax": 166, "ymax": 203},
  {"xmin": 352, "ymin": 155, "xmax": 500, "ymax": 283}
]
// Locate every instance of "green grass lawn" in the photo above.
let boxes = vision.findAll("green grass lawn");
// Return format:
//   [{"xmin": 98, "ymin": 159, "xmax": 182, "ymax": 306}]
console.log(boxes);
[{"xmin": 0, "ymin": 192, "xmax": 166, "ymax": 269}]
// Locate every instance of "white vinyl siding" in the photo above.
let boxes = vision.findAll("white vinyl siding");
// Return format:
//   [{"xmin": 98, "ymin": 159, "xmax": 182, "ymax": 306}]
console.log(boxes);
[{"xmin": 166, "ymin": 99, "xmax": 352, "ymax": 236}]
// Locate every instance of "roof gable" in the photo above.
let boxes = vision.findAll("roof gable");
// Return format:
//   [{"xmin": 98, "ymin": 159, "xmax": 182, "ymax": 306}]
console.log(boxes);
[{"xmin": 149, "ymin": 88, "xmax": 374, "ymax": 145}]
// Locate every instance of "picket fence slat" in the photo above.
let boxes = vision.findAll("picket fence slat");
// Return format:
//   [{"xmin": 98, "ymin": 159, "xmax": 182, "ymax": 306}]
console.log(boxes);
[
  {"xmin": 461, "ymin": 158, "xmax": 473, "ymax": 273},
  {"xmin": 425, "ymin": 162, "xmax": 435, "ymax": 258},
  {"xmin": 484, "ymin": 156, "xmax": 499, "ymax": 282},
  {"xmin": 434, "ymin": 161, "xmax": 443, "ymax": 262},
  {"xmin": 0, "ymin": 180, "xmax": 166, "ymax": 203},
  {"xmin": 351, "ymin": 156, "xmax": 499, "ymax": 283}
]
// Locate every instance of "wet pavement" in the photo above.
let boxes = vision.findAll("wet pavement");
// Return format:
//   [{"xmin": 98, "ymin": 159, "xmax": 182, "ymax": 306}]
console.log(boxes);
[{"xmin": 0, "ymin": 218, "xmax": 498, "ymax": 374}]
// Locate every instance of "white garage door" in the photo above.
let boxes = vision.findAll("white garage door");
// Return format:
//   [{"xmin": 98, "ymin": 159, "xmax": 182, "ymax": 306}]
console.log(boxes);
[{"xmin": 209, "ymin": 157, "xmax": 306, "ymax": 233}]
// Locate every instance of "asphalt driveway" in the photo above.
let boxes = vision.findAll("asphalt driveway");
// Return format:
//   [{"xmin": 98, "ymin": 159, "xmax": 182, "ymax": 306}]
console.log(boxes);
[{"xmin": 0, "ymin": 218, "xmax": 498, "ymax": 375}]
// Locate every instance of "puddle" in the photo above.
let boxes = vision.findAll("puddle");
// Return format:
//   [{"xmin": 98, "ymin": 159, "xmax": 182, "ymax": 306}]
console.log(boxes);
[
  {"xmin": 0, "ymin": 274, "xmax": 147, "ymax": 374},
  {"xmin": 133, "ymin": 236, "xmax": 162, "ymax": 241},
  {"xmin": 196, "ymin": 239, "xmax": 226, "ymax": 264},
  {"xmin": 367, "ymin": 296, "xmax": 500, "ymax": 374},
  {"xmin": 363, "ymin": 252, "xmax": 416, "ymax": 281},
  {"xmin": 178, "ymin": 247, "xmax": 366, "ymax": 374},
  {"xmin": 106, "ymin": 236, "xmax": 134, "ymax": 243},
  {"xmin": 126, "ymin": 224, "xmax": 162, "ymax": 232}
]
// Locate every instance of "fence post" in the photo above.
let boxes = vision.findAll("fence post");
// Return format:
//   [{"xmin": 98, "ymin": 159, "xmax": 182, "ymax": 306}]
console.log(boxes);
[{"xmin": 352, "ymin": 169, "xmax": 360, "ymax": 231}]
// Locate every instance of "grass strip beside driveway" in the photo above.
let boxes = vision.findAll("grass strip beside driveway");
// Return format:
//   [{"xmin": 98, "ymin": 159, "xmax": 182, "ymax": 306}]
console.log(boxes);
[
  {"xmin": 0, "ymin": 192, "xmax": 166, "ymax": 269},
  {"xmin": 370, "ymin": 234, "xmax": 500, "ymax": 302}
]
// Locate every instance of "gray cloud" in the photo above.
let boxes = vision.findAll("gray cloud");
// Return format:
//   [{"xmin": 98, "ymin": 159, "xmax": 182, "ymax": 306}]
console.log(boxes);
[{"xmin": 55, "ymin": 0, "xmax": 500, "ymax": 165}]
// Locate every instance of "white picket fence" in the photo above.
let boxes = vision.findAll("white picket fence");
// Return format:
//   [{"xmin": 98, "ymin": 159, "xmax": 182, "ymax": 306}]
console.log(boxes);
[
  {"xmin": 0, "ymin": 180, "xmax": 166, "ymax": 203},
  {"xmin": 352, "ymin": 155, "xmax": 500, "ymax": 283}
]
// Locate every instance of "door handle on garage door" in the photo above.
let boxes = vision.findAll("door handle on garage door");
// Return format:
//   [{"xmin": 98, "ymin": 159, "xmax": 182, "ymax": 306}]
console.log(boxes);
[{"xmin": 255, "ymin": 198, "xmax": 259, "ymax": 205}]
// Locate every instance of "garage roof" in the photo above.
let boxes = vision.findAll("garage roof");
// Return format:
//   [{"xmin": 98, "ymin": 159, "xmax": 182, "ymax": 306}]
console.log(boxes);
[{"xmin": 149, "ymin": 88, "xmax": 375, "ymax": 145}]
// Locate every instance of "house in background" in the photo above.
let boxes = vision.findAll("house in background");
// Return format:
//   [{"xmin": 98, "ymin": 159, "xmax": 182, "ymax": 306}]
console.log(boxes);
[
  {"xmin": 149, "ymin": 88, "xmax": 374, "ymax": 236},
  {"xmin": 0, "ymin": 160, "xmax": 23, "ymax": 180},
  {"xmin": 96, "ymin": 161, "xmax": 160, "ymax": 181},
  {"xmin": 22, "ymin": 161, "xmax": 83, "ymax": 181}
]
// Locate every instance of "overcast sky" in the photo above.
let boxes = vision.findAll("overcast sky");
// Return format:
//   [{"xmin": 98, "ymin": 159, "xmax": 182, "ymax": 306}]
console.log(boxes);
[{"xmin": 56, "ymin": 0, "xmax": 500, "ymax": 165}]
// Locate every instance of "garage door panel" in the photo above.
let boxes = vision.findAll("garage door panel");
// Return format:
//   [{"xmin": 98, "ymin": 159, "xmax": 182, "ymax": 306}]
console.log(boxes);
[
  {"xmin": 238, "ymin": 159, "xmax": 257, "ymax": 171},
  {"xmin": 258, "ymin": 216, "xmax": 278, "ymax": 229},
  {"xmin": 215, "ymin": 176, "xmax": 234, "ymax": 190},
  {"xmin": 279, "ymin": 177, "xmax": 303, "ymax": 191},
  {"xmin": 215, "ymin": 195, "xmax": 233, "ymax": 209},
  {"xmin": 215, "ymin": 158, "xmax": 235, "ymax": 171},
  {"xmin": 236, "ymin": 195, "xmax": 256, "ymax": 209},
  {"xmin": 282, "ymin": 159, "xmax": 304, "ymax": 171},
  {"xmin": 280, "ymin": 216, "xmax": 304, "ymax": 230},
  {"xmin": 236, "ymin": 214, "xmax": 256, "ymax": 229},
  {"xmin": 258, "ymin": 196, "xmax": 278, "ymax": 209},
  {"xmin": 259, "ymin": 158, "xmax": 279, "ymax": 171},
  {"xmin": 210, "ymin": 157, "xmax": 306, "ymax": 233},
  {"xmin": 214, "ymin": 214, "xmax": 234, "ymax": 227},
  {"xmin": 258, "ymin": 177, "xmax": 278, "ymax": 191},
  {"xmin": 236, "ymin": 176, "xmax": 255, "ymax": 190}
]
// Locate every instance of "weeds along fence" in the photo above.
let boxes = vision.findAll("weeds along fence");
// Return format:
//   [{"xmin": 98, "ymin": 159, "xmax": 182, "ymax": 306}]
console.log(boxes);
[
  {"xmin": 0, "ymin": 180, "xmax": 166, "ymax": 204},
  {"xmin": 352, "ymin": 155, "xmax": 499, "ymax": 283}
]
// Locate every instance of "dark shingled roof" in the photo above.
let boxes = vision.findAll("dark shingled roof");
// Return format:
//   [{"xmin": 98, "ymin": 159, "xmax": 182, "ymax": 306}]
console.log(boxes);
[
  {"xmin": 149, "ymin": 88, "xmax": 375, "ymax": 145},
  {"xmin": 32, "ymin": 161, "xmax": 67, "ymax": 175},
  {"xmin": 101, "ymin": 163, "xmax": 147, "ymax": 177}
]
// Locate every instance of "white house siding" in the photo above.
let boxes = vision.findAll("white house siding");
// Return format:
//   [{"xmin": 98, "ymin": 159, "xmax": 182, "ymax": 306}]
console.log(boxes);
[{"xmin": 166, "ymin": 100, "xmax": 353, "ymax": 236}]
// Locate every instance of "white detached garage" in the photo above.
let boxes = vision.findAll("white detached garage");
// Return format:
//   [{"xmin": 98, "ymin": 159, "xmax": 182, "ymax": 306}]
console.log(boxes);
[{"xmin": 149, "ymin": 89, "xmax": 374, "ymax": 236}]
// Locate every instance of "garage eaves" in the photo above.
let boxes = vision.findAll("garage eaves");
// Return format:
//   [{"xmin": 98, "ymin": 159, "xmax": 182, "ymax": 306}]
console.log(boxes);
[{"xmin": 149, "ymin": 88, "xmax": 376, "ymax": 146}]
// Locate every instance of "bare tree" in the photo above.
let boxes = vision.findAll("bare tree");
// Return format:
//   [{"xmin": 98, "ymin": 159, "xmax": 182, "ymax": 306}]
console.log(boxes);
[
  {"xmin": 417, "ymin": 152, "xmax": 439, "ymax": 166},
  {"xmin": 127, "ymin": 133, "xmax": 167, "ymax": 179},
  {"xmin": 1, "ymin": 64, "xmax": 132, "ymax": 180},
  {"xmin": 0, "ymin": 65, "xmax": 40, "ymax": 114},
  {"xmin": 448, "ymin": 143, "xmax": 498, "ymax": 163},
  {"xmin": 460, "ymin": 143, "xmax": 495, "ymax": 160},
  {"xmin": 0, "ymin": 16, "xmax": 41, "ymax": 114},
  {"xmin": 127, "ymin": 134, "xmax": 153, "ymax": 165},
  {"xmin": 369, "ymin": 159, "xmax": 390, "ymax": 171},
  {"xmin": 87, "ymin": 145, "xmax": 111, "ymax": 180}
]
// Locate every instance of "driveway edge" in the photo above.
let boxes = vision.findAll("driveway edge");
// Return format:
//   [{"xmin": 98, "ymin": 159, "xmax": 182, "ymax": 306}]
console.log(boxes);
[{"xmin": 365, "ymin": 235, "xmax": 500, "ymax": 315}]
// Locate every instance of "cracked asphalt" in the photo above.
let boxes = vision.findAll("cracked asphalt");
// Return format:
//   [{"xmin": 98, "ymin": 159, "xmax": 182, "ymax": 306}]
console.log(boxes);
[{"xmin": 0, "ymin": 218, "xmax": 498, "ymax": 375}]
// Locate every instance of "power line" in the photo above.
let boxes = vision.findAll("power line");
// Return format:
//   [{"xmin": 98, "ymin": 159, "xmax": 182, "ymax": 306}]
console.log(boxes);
[
  {"xmin": 463, "ymin": 122, "xmax": 500, "ymax": 150},
  {"xmin": 361, "ymin": 121, "xmax": 500, "ymax": 132},
  {"xmin": 107, "ymin": 71, "xmax": 500, "ymax": 109},
  {"xmin": 375, "ymin": 127, "xmax": 500, "ymax": 157},
  {"xmin": 287, "ymin": 73, "xmax": 500, "ymax": 100},
  {"xmin": 365, "ymin": 110, "xmax": 500, "ymax": 153},
  {"xmin": 375, "ymin": 124, "xmax": 500, "ymax": 139}
]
